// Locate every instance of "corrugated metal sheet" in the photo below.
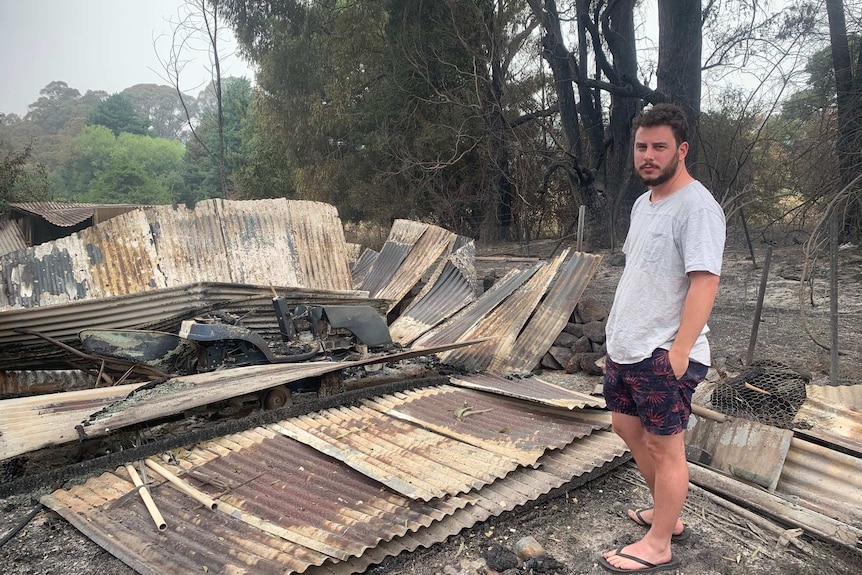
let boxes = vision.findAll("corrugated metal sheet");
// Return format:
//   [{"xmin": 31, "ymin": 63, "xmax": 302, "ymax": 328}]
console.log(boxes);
[
  {"xmin": 776, "ymin": 437, "xmax": 862, "ymax": 526},
  {"xmin": 83, "ymin": 341, "xmax": 483, "ymax": 437},
  {"xmin": 306, "ymin": 432, "xmax": 628, "ymax": 575},
  {"xmin": 350, "ymin": 248, "xmax": 378, "ymax": 288},
  {"xmin": 493, "ymin": 250, "xmax": 603, "ymax": 373},
  {"xmin": 0, "ymin": 369, "xmax": 97, "ymax": 397},
  {"xmin": 9, "ymin": 202, "xmax": 141, "ymax": 227},
  {"xmin": 358, "ymin": 221, "xmax": 456, "ymax": 313},
  {"xmin": 0, "ymin": 382, "xmax": 142, "ymax": 458},
  {"xmin": 0, "ymin": 199, "xmax": 354, "ymax": 308},
  {"xmin": 0, "ymin": 282, "xmax": 380, "ymax": 370},
  {"xmin": 40, "ymin": 384, "xmax": 624, "ymax": 575},
  {"xmin": 0, "ymin": 218, "xmax": 27, "ymax": 256},
  {"xmin": 358, "ymin": 220, "xmax": 427, "ymax": 297},
  {"xmin": 0, "ymin": 339, "xmax": 487, "ymax": 460},
  {"xmin": 413, "ymin": 265, "xmax": 538, "ymax": 348},
  {"xmin": 448, "ymin": 372, "xmax": 606, "ymax": 410},
  {"xmin": 388, "ymin": 239, "xmax": 478, "ymax": 345},
  {"xmin": 437, "ymin": 252, "xmax": 565, "ymax": 371},
  {"xmin": 362, "ymin": 386, "xmax": 605, "ymax": 468},
  {"xmin": 793, "ymin": 383, "xmax": 862, "ymax": 453}
]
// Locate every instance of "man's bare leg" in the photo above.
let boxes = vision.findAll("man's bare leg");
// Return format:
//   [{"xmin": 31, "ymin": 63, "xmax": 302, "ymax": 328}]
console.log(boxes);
[{"xmin": 603, "ymin": 414, "xmax": 688, "ymax": 569}]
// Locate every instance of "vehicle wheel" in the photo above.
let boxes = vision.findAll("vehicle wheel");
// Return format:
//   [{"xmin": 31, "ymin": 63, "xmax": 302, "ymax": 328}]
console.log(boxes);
[{"xmin": 261, "ymin": 385, "xmax": 293, "ymax": 410}]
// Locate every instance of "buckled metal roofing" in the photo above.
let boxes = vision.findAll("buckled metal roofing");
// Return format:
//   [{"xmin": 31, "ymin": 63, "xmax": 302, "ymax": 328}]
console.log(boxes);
[
  {"xmin": 0, "ymin": 199, "xmax": 354, "ymax": 308},
  {"xmin": 40, "ymin": 383, "xmax": 626, "ymax": 575},
  {"xmin": 9, "ymin": 202, "xmax": 141, "ymax": 227},
  {"xmin": 0, "ymin": 218, "xmax": 27, "ymax": 256}
]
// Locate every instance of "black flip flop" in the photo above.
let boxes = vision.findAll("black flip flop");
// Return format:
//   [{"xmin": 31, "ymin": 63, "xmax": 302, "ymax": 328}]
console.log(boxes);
[
  {"xmin": 629, "ymin": 509, "xmax": 692, "ymax": 542},
  {"xmin": 599, "ymin": 547, "xmax": 681, "ymax": 573}
]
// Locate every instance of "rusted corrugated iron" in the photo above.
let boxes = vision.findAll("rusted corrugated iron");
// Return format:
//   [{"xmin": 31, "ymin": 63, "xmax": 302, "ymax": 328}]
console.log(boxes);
[
  {"xmin": 9, "ymin": 202, "xmax": 141, "ymax": 227},
  {"xmin": 40, "ymin": 384, "xmax": 624, "ymax": 575},
  {"xmin": 388, "ymin": 238, "xmax": 478, "ymax": 345},
  {"xmin": 448, "ymin": 372, "xmax": 606, "ymax": 410},
  {"xmin": 0, "ymin": 382, "xmax": 142, "ymax": 459},
  {"xmin": 493, "ymin": 250, "xmax": 603, "ymax": 373},
  {"xmin": 358, "ymin": 220, "xmax": 426, "ymax": 296},
  {"xmin": 0, "ymin": 342, "xmax": 480, "ymax": 461},
  {"xmin": 359, "ymin": 221, "xmax": 456, "ymax": 313},
  {"xmin": 413, "ymin": 265, "xmax": 538, "ymax": 348},
  {"xmin": 776, "ymin": 437, "xmax": 862, "ymax": 526},
  {"xmin": 306, "ymin": 432, "xmax": 628, "ymax": 575},
  {"xmin": 794, "ymin": 383, "xmax": 862, "ymax": 453},
  {"xmin": 350, "ymin": 248, "xmax": 378, "ymax": 288},
  {"xmin": 0, "ymin": 369, "xmax": 97, "ymax": 397},
  {"xmin": 438, "ymin": 252, "xmax": 566, "ymax": 371},
  {"xmin": 0, "ymin": 282, "xmax": 381, "ymax": 370},
  {"xmin": 362, "ymin": 386, "xmax": 605, "ymax": 466},
  {"xmin": 271, "ymin": 405, "xmax": 522, "ymax": 501},
  {"xmin": 0, "ymin": 199, "xmax": 355, "ymax": 308},
  {"xmin": 0, "ymin": 218, "xmax": 27, "ymax": 256}
]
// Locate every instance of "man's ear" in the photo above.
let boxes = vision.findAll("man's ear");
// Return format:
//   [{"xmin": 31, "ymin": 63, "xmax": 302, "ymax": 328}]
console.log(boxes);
[{"xmin": 678, "ymin": 141, "xmax": 689, "ymax": 160}]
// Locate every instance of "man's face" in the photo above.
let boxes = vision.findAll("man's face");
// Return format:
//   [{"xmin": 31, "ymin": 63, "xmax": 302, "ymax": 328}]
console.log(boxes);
[{"xmin": 633, "ymin": 125, "xmax": 685, "ymax": 187}]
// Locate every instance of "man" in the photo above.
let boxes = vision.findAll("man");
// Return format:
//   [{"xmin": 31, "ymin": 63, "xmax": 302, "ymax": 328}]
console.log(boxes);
[{"xmin": 599, "ymin": 103, "xmax": 726, "ymax": 573}]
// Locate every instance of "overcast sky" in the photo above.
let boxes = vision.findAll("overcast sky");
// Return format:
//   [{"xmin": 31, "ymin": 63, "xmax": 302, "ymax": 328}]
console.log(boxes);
[{"xmin": 0, "ymin": 0, "xmax": 254, "ymax": 116}]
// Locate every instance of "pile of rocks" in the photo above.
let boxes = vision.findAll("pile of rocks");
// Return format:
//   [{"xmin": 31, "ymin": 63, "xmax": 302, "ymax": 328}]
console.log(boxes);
[{"xmin": 541, "ymin": 295, "xmax": 608, "ymax": 375}]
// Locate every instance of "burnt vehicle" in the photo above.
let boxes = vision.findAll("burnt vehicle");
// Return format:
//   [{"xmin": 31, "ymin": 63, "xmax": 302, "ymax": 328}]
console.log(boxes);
[{"xmin": 78, "ymin": 298, "xmax": 394, "ymax": 408}]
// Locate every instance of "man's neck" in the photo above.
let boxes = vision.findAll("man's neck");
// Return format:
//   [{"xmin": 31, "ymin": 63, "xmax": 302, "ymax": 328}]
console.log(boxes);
[{"xmin": 649, "ymin": 169, "xmax": 695, "ymax": 202}]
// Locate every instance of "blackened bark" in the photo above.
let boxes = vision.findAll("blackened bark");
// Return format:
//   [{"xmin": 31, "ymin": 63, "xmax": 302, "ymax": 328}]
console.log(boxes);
[{"xmin": 657, "ymin": 0, "xmax": 702, "ymax": 172}]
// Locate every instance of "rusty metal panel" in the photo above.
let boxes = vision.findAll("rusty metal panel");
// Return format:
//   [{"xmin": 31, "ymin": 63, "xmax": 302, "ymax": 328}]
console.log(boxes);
[
  {"xmin": 358, "ymin": 219, "xmax": 426, "ymax": 296},
  {"xmin": 0, "ymin": 199, "xmax": 356, "ymax": 309},
  {"xmin": 350, "ymin": 248, "xmax": 378, "ymax": 288},
  {"xmin": 0, "ymin": 218, "xmax": 27, "ymax": 256},
  {"xmin": 271, "ymin": 404, "xmax": 520, "ymax": 501},
  {"xmin": 776, "ymin": 437, "xmax": 862, "ymax": 526},
  {"xmin": 362, "ymin": 385, "xmax": 605, "ymax": 464},
  {"xmin": 10, "ymin": 202, "xmax": 139, "ymax": 227},
  {"xmin": 80, "ymin": 340, "xmax": 484, "ymax": 441},
  {"xmin": 494, "ymin": 250, "xmax": 603, "ymax": 373},
  {"xmin": 448, "ymin": 373, "xmax": 606, "ymax": 410},
  {"xmin": 0, "ymin": 369, "xmax": 97, "ymax": 397},
  {"xmin": 439, "ymin": 252, "xmax": 565, "ymax": 371},
  {"xmin": 794, "ymin": 383, "xmax": 862, "ymax": 453},
  {"xmin": 388, "ymin": 239, "xmax": 478, "ymax": 346},
  {"xmin": 40, "ymin": 397, "xmax": 626, "ymax": 575},
  {"xmin": 0, "ymin": 382, "xmax": 141, "ymax": 460},
  {"xmin": 373, "ymin": 227, "xmax": 455, "ymax": 313},
  {"xmin": 282, "ymin": 200, "xmax": 354, "ymax": 292},
  {"xmin": 413, "ymin": 264, "xmax": 538, "ymax": 348},
  {"xmin": 301, "ymin": 431, "xmax": 629, "ymax": 575},
  {"xmin": 143, "ymin": 201, "xmax": 231, "ymax": 289}
]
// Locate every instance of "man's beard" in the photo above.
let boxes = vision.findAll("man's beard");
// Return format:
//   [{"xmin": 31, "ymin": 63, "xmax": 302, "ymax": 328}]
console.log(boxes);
[{"xmin": 637, "ymin": 153, "xmax": 679, "ymax": 187}]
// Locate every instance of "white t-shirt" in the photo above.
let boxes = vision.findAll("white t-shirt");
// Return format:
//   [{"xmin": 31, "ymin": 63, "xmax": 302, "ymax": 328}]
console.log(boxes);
[{"xmin": 605, "ymin": 180, "xmax": 726, "ymax": 365}]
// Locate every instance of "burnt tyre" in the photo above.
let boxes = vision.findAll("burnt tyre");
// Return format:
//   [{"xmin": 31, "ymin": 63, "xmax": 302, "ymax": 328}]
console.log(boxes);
[{"xmin": 261, "ymin": 385, "xmax": 293, "ymax": 410}]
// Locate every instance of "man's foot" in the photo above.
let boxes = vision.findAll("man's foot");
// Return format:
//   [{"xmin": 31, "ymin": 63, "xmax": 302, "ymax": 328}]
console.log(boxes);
[
  {"xmin": 627, "ymin": 508, "xmax": 691, "ymax": 542},
  {"xmin": 600, "ymin": 542, "xmax": 679, "ymax": 573}
]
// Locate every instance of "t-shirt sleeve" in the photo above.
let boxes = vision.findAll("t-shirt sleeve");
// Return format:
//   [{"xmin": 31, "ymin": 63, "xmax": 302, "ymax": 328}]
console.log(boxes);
[{"xmin": 681, "ymin": 205, "xmax": 726, "ymax": 276}]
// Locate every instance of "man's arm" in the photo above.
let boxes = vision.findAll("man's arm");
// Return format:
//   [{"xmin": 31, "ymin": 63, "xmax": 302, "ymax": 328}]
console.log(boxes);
[{"xmin": 668, "ymin": 270, "xmax": 721, "ymax": 378}]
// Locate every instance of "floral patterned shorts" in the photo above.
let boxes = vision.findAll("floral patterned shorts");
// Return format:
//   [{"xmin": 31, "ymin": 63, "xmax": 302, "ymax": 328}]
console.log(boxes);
[{"xmin": 603, "ymin": 348, "xmax": 708, "ymax": 435}]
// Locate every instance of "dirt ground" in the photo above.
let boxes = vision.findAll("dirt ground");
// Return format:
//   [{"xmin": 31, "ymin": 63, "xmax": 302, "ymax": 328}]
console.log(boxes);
[{"xmin": 1, "ymin": 240, "xmax": 861, "ymax": 575}]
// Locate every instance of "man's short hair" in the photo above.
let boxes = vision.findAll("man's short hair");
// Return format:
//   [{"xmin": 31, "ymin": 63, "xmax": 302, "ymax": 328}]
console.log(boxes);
[{"xmin": 633, "ymin": 103, "xmax": 689, "ymax": 146}]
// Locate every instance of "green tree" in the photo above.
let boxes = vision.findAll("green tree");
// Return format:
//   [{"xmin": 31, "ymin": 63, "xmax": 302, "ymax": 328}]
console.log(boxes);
[
  {"xmin": 122, "ymin": 83, "xmax": 199, "ymax": 140},
  {"xmin": 87, "ymin": 94, "xmax": 150, "ymax": 136},
  {"xmin": 59, "ymin": 125, "xmax": 185, "ymax": 204},
  {"xmin": 1, "ymin": 144, "xmax": 50, "ymax": 211},
  {"xmin": 183, "ymin": 76, "xmax": 252, "ymax": 202}
]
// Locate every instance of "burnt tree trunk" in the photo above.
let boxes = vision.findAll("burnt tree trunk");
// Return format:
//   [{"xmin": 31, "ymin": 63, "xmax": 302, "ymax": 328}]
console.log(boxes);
[
  {"xmin": 826, "ymin": 0, "xmax": 862, "ymax": 239},
  {"xmin": 657, "ymin": 0, "xmax": 702, "ymax": 173}
]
